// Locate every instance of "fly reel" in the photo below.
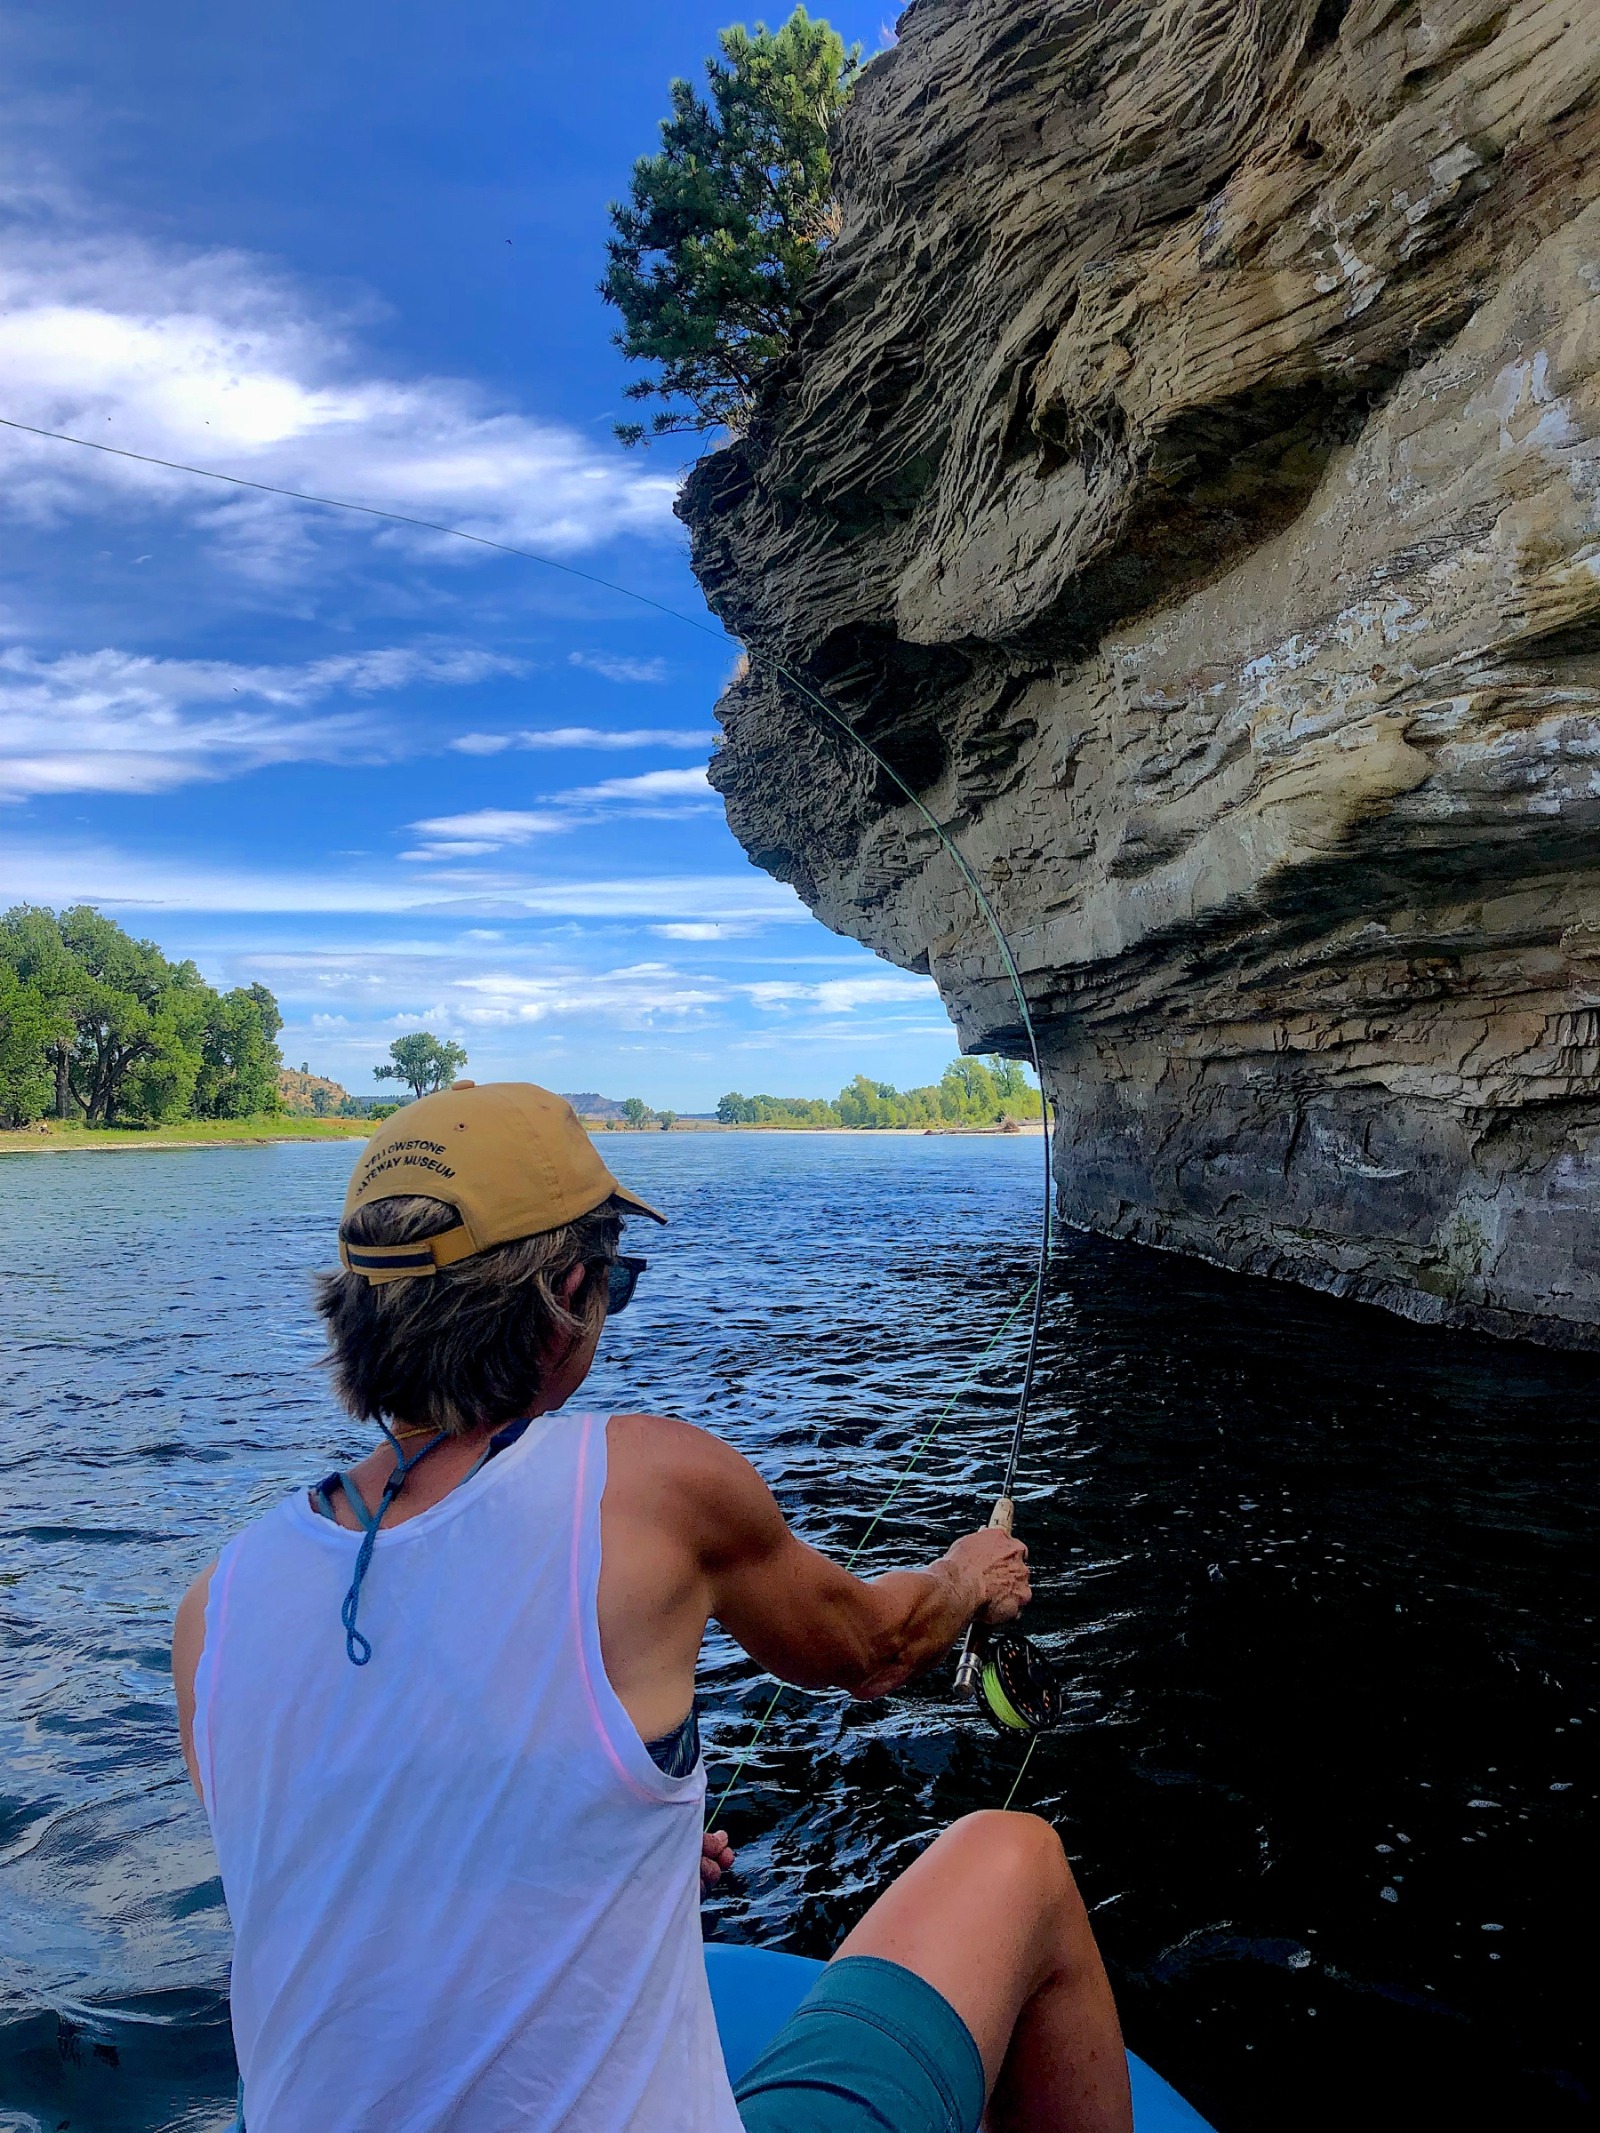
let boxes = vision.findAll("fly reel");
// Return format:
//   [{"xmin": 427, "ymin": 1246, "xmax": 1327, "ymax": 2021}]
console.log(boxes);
[
  {"xmin": 952, "ymin": 1495, "xmax": 1065, "ymax": 1739},
  {"xmin": 974, "ymin": 1628, "xmax": 1065, "ymax": 1737}
]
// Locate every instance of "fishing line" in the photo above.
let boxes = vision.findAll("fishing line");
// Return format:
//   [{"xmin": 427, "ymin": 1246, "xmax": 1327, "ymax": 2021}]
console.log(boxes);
[
  {"xmin": 5, "ymin": 411, "xmax": 1059, "ymax": 1755},
  {"xmin": 998, "ymin": 1735, "xmax": 1039, "ymax": 1814},
  {"xmin": 707, "ymin": 1275, "xmax": 1039, "ymax": 1823}
]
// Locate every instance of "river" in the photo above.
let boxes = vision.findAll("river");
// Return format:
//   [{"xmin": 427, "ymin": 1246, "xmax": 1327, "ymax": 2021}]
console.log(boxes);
[{"xmin": 0, "ymin": 1135, "xmax": 1593, "ymax": 2130}]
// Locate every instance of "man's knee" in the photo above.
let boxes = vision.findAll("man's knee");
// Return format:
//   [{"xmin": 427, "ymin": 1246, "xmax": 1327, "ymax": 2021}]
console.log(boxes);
[{"xmin": 940, "ymin": 1809, "xmax": 1075, "ymax": 1900}]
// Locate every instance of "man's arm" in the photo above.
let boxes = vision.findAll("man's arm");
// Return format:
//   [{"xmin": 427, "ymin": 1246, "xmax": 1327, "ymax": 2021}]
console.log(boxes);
[
  {"xmin": 660, "ymin": 1419, "xmax": 1030, "ymax": 1699},
  {"xmin": 172, "ymin": 1564, "xmax": 214, "ymax": 1801}
]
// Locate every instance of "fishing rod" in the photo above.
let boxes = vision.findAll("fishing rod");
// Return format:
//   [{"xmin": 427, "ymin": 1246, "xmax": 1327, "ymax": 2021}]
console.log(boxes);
[{"xmin": 0, "ymin": 411, "xmax": 1066, "ymax": 1740}]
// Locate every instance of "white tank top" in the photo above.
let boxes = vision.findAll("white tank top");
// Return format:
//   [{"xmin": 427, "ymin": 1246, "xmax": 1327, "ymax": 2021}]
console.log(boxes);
[{"xmin": 193, "ymin": 1410, "xmax": 744, "ymax": 2133}]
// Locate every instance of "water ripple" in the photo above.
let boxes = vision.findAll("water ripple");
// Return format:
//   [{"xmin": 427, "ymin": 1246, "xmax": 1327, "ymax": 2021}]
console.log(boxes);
[{"xmin": 0, "ymin": 1136, "xmax": 1595, "ymax": 2131}]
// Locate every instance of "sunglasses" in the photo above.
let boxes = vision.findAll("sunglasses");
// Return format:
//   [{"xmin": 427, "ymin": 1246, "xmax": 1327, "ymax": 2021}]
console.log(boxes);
[{"xmin": 601, "ymin": 1255, "xmax": 648, "ymax": 1316}]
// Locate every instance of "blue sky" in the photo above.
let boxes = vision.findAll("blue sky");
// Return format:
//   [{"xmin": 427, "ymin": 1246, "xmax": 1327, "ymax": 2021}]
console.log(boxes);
[{"xmin": 0, "ymin": 0, "xmax": 961, "ymax": 1111}]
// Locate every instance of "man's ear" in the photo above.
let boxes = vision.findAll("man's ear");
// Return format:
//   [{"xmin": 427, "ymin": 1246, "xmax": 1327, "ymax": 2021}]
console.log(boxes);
[{"xmin": 559, "ymin": 1261, "xmax": 588, "ymax": 1306}]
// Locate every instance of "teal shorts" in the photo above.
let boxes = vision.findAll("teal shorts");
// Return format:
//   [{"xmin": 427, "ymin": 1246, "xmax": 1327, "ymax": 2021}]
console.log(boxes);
[{"xmin": 732, "ymin": 1954, "xmax": 985, "ymax": 2133}]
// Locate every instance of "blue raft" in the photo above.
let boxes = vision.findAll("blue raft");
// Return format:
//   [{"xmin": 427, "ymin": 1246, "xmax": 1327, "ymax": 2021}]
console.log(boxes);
[{"xmin": 705, "ymin": 1945, "xmax": 1215, "ymax": 2132}]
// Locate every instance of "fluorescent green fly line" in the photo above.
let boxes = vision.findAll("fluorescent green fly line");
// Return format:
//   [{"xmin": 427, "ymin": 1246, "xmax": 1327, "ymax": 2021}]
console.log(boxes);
[{"xmin": 980, "ymin": 1658, "xmax": 1031, "ymax": 1734}]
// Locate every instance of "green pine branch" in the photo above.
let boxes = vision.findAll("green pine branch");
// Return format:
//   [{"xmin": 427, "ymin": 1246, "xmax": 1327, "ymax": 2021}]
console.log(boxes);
[{"xmin": 600, "ymin": 8, "xmax": 861, "ymax": 444}]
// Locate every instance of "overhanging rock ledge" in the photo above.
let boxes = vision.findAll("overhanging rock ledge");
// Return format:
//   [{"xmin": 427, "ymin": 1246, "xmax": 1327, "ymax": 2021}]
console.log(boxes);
[{"xmin": 680, "ymin": 0, "xmax": 1600, "ymax": 1349}]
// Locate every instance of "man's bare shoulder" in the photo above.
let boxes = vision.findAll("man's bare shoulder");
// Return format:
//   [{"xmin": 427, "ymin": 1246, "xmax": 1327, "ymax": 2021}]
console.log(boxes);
[
  {"xmin": 606, "ymin": 1410, "xmax": 750, "ymax": 1482},
  {"xmin": 604, "ymin": 1413, "xmax": 783, "ymax": 1550}
]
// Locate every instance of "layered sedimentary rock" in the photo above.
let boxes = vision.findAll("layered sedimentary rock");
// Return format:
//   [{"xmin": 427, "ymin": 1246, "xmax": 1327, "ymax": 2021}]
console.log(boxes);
[{"xmin": 681, "ymin": 0, "xmax": 1600, "ymax": 1347}]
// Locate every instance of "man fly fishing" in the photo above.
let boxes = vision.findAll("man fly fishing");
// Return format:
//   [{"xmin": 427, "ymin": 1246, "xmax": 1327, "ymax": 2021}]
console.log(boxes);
[{"xmin": 173, "ymin": 1080, "xmax": 1132, "ymax": 2132}]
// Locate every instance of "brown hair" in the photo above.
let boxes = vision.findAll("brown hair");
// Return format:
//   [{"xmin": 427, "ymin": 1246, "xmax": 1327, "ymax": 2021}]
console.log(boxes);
[{"xmin": 315, "ymin": 1193, "xmax": 623, "ymax": 1434}]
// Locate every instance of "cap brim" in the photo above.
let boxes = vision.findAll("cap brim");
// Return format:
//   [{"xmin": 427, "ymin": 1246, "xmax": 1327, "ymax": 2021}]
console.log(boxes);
[{"xmin": 610, "ymin": 1182, "xmax": 668, "ymax": 1225}]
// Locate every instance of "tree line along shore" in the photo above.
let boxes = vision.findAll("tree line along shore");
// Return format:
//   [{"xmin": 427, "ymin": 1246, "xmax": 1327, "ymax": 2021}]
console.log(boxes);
[
  {"xmin": 0, "ymin": 1113, "xmax": 1044, "ymax": 1155},
  {"xmin": 1, "ymin": 904, "xmax": 1042, "ymax": 1152}
]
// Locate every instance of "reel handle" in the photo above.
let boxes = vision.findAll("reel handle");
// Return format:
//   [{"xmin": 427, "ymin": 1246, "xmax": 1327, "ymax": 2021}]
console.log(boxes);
[{"xmin": 953, "ymin": 1495, "xmax": 1017, "ymax": 1699}]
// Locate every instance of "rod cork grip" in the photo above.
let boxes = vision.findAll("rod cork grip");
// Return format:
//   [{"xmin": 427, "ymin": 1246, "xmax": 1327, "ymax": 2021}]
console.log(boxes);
[{"xmin": 989, "ymin": 1497, "xmax": 1015, "ymax": 1534}]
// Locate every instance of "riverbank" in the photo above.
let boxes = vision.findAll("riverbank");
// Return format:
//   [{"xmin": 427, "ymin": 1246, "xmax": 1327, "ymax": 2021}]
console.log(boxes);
[
  {"xmin": 0, "ymin": 1116, "xmax": 376, "ymax": 1155},
  {"xmin": 1, "ymin": 1116, "xmax": 1045, "ymax": 1155}
]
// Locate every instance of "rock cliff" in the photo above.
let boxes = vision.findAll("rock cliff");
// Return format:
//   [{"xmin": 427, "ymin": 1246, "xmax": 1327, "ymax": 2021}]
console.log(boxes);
[{"xmin": 681, "ymin": 0, "xmax": 1600, "ymax": 1348}]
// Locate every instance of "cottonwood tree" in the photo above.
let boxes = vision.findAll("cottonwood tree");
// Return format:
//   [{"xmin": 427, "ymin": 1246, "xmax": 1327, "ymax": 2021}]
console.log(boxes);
[
  {"xmin": 56, "ymin": 907, "xmax": 203, "ymax": 1126},
  {"xmin": 0, "ymin": 905, "xmax": 83, "ymax": 1118},
  {"xmin": 0, "ymin": 961, "xmax": 61, "ymax": 1127},
  {"xmin": 0, "ymin": 905, "xmax": 284, "ymax": 1128},
  {"xmin": 988, "ymin": 1059, "xmax": 1042, "ymax": 1120},
  {"xmin": 602, "ymin": 7, "xmax": 860, "ymax": 442},
  {"xmin": 198, "ymin": 982, "xmax": 285, "ymax": 1118},
  {"xmin": 374, "ymin": 1032, "xmax": 469, "ymax": 1102}
]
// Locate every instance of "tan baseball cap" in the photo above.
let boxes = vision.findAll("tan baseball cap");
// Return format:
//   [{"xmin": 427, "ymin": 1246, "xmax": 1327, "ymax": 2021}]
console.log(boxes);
[{"xmin": 338, "ymin": 1080, "xmax": 665, "ymax": 1284}]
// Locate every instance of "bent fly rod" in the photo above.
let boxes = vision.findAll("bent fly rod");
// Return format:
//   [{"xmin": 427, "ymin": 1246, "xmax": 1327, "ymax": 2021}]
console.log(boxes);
[{"xmin": 0, "ymin": 411, "xmax": 1063, "ymax": 1740}]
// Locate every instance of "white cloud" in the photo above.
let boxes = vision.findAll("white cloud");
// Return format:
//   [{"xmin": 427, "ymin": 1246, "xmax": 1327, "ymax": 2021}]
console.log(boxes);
[
  {"xmin": 119, "ymin": 925, "xmax": 949, "ymax": 1077},
  {"xmin": 406, "ymin": 809, "xmax": 570, "ymax": 848},
  {"xmin": 405, "ymin": 764, "xmax": 713, "ymax": 858},
  {"xmin": 396, "ymin": 842, "xmax": 502, "ymax": 859},
  {"xmin": 567, "ymin": 651, "xmax": 668, "ymax": 685},
  {"xmin": 0, "ymin": 189, "xmax": 678, "ymax": 579},
  {"xmin": 438, "ymin": 960, "xmax": 940, "ymax": 1031},
  {"xmin": 450, "ymin": 733, "xmax": 518, "ymax": 756},
  {"xmin": 450, "ymin": 725, "xmax": 713, "ymax": 755},
  {"xmin": 454, "ymin": 963, "xmax": 723, "ymax": 1027},
  {"xmin": 652, "ymin": 922, "xmax": 752, "ymax": 941},
  {"xmin": 744, "ymin": 974, "xmax": 938, "ymax": 1014},
  {"xmin": 0, "ymin": 641, "xmax": 518, "ymax": 797},
  {"xmin": 0, "ymin": 835, "xmax": 809, "ymax": 921},
  {"xmin": 567, "ymin": 767, "xmax": 710, "ymax": 802}
]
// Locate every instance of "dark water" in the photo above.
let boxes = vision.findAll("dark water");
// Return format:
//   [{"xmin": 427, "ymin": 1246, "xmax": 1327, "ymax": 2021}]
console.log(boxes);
[{"xmin": 0, "ymin": 1136, "xmax": 1594, "ymax": 2132}]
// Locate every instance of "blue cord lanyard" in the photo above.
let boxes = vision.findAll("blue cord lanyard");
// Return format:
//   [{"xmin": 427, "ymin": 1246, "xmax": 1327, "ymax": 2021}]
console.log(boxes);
[{"xmin": 338, "ymin": 1420, "xmax": 450, "ymax": 1665}]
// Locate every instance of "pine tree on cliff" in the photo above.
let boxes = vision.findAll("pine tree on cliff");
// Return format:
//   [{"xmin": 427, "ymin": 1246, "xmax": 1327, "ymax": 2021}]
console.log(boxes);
[{"xmin": 602, "ymin": 8, "xmax": 860, "ymax": 443}]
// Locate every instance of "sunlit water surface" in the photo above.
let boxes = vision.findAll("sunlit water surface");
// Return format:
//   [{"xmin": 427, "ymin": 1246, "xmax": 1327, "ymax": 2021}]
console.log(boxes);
[{"xmin": 0, "ymin": 1136, "xmax": 1594, "ymax": 2131}]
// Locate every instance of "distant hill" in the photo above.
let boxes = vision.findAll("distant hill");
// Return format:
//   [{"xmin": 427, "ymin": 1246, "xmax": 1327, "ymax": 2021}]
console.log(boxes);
[
  {"xmin": 561, "ymin": 1090, "xmax": 627, "ymax": 1119},
  {"xmin": 279, "ymin": 1067, "xmax": 354, "ymax": 1116},
  {"xmin": 281, "ymin": 1077, "xmax": 645, "ymax": 1121}
]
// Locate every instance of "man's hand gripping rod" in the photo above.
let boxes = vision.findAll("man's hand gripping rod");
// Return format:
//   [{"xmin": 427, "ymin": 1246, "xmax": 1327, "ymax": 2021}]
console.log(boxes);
[
  {"xmin": 953, "ymin": 1495, "xmax": 1015, "ymax": 1700},
  {"xmin": 954, "ymin": 1498, "xmax": 1064, "ymax": 1737}
]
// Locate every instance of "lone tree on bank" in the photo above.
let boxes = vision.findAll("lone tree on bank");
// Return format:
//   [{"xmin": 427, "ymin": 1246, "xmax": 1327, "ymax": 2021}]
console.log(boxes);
[
  {"xmin": 601, "ymin": 7, "xmax": 860, "ymax": 443},
  {"xmin": 374, "ymin": 1032, "xmax": 468, "ymax": 1102}
]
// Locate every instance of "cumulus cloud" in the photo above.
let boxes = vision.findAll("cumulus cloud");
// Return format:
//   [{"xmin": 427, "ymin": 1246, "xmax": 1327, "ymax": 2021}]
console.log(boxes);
[
  {"xmin": 215, "ymin": 935, "xmax": 946, "ymax": 1068},
  {"xmin": 0, "ymin": 188, "xmax": 677, "ymax": 579},
  {"xmin": 454, "ymin": 963, "xmax": 724, "ymax": 1027},
  {"xmin": 567, "ymin": 651, "xmax": 668, "ymax": 684},
  {"xmin": 0, "ymin": 640, "xmax": 519, "ymax": 797},
  {"xmin": 448, "ymin": 961, "xmax": 941, "ymax": 1030},
  {"xmin": 405, "ymin": 764, "xmax": 713, "ymax": 858},
  {"xmin": 450, "ymin": 725, "xmax": 714, "ymax": 755}
]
